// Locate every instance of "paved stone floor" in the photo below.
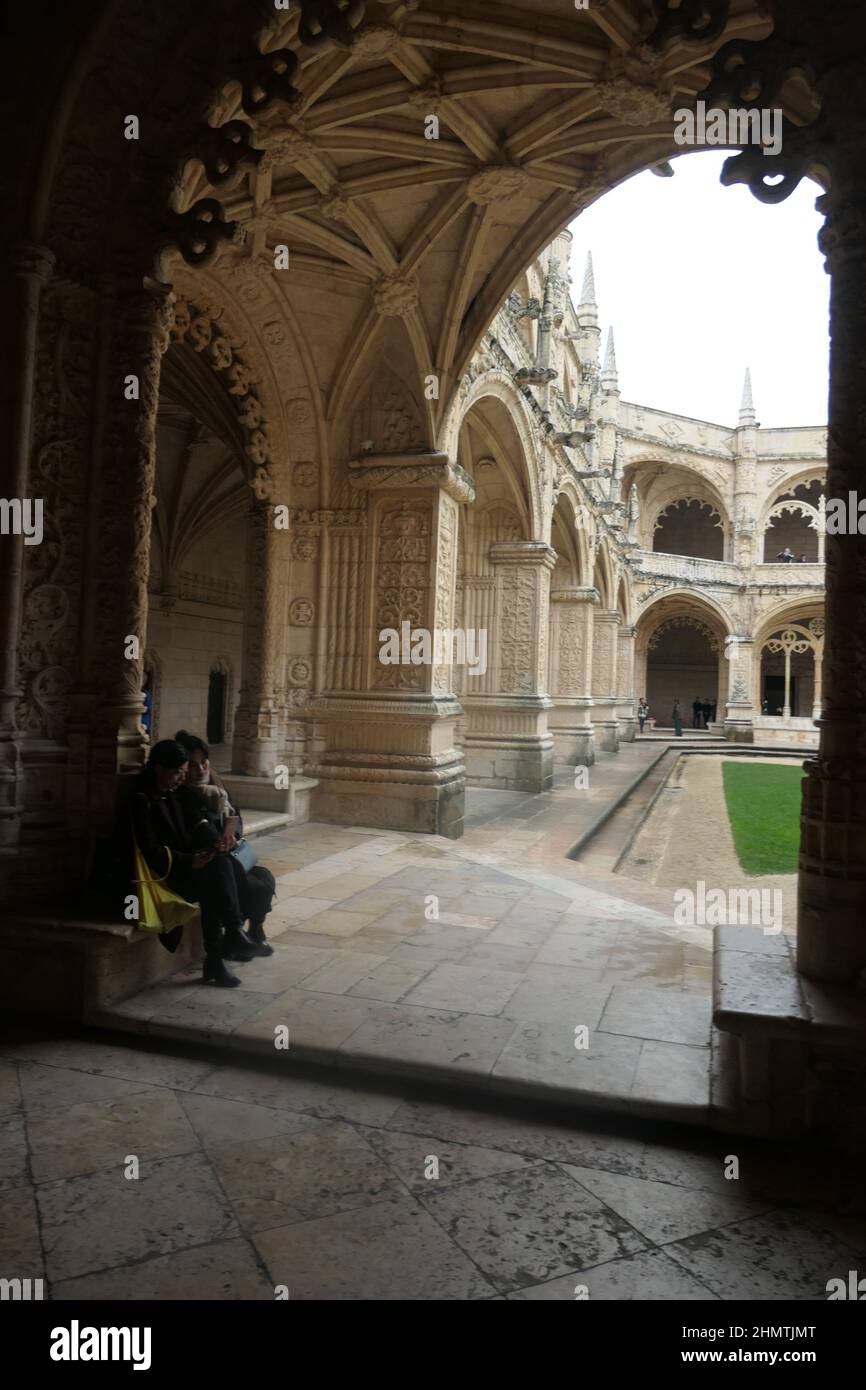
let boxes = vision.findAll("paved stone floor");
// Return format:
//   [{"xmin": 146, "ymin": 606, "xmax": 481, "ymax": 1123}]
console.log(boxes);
[
  {"xmin": 1, "ymin": 1027, "xmax": 864, "ymax": 1300},
  {"xmin": 96, "ymin": 750, "xmax": 715, "ymax": 1118}
]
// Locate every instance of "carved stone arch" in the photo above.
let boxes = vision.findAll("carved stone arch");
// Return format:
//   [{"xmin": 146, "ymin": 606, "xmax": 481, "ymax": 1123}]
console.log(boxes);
[
  {"xmin": 653, "ymin": 495, "xmax": 724, "ymax": 534},
  {"xmin": 166, "ymin": 294, "xmax": 275, "ymax": 499},
  {"xmin": 636, "ymin": 587, "xmax": 735, "ymax": 640},
  {"xmin": 442, "ymin": 370, "xmax": 543, "ymax": 539},
  {"xmin": 760, "ymin": 469, "xmax": 827, "ymax": 533},
  {"xmin": 646, "ymin": 614, "xmax": 722, "ymax": 655},
  {"xmin": 755, "ymin": 597, "xmax": 825, "ymax": 649},
  {"xmin": 553, "ymin": 477, "xmax": 594, "ymax": 586},
  {"xmin": 593, "ymin": 538, "xmax": 615, "ymax": 610}
]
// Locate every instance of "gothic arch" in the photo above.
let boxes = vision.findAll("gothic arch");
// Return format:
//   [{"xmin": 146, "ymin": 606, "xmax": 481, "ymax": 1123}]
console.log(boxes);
[{"xmin": 449, "ymin": 373, "xmax": 543, "ymax": 539}]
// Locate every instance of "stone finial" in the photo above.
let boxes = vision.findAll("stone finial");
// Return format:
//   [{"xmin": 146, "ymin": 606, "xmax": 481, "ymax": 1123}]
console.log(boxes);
[
  {"xmin": 739, "ymin": 367, "xmax": 756, "ymax": 426},
  {"xmin": 601, "ymin": 327, "xmax": 618, "ymax": 392}
]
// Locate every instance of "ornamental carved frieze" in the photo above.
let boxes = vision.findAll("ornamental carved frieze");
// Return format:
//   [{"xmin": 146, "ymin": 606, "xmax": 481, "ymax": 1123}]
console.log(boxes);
[
  {"xmin": 372, "ymin": 500, "xmax": 431, "ymax": 691},
  {"xmin": 647, "ymin": 615, "xmax": 721, "ymax": 654},
  {"xmin": 466, "ymin": 165, "xmax": 530, "ymax": 205},
  {"xmin": 432, "ymin": 496, "xmax": 459, "ymax": 696},
  {"xmin": 497, "ymin": 569, "xmax": 538, "ymax": 695},
  {"xmin": 373, "ymin": 270, "xmax": 419, "ymax": 318}
]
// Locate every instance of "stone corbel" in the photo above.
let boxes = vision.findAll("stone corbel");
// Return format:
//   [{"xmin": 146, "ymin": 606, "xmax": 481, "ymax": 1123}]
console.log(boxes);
[
  {"xmin": 348, "ymin": 451, "xmax": 475, "ymax": 504},
  {"xmin": 489, "ymin": 541, "xmax": 557, "ymax": 570}
]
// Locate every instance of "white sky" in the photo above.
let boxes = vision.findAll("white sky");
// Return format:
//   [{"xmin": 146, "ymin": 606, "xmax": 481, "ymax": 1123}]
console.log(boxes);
[{"xmin": 567, "ymin": 151, "xmax": 829, "ymax": 429}]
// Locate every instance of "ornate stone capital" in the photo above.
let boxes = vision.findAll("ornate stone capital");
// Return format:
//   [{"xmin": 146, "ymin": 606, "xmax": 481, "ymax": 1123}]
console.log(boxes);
[
  {"xmin": 489, "ymin": 541, "xmax": 557, "ymax": 571},
  {"xmin": 466, "ymin": 165, "xmax": 530, "ymax": 205},
  {"xmin": 373, "ymin": 270, "xmax": 419, "ymax": 317},
  {"xmin": 550, "ymin": 586, "xmax": 601, "ymax": 605},
  {"xmin": 349, "ymin": 451, "xmax": 475, "ymax": 503}
]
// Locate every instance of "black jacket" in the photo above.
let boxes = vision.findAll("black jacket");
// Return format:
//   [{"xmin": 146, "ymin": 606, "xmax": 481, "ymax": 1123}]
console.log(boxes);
[{"xmin": 128, "ymin": 775, "xmax": 222, "ymax": 878}]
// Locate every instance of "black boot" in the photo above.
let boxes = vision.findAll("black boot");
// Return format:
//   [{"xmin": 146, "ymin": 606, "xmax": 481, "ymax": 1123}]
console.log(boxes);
[
  {"xmin": 246, "ymin": 917, "xmax": 274, "ymax": 957},
  {"xmin": 223, "ymin": 927, "xmax": 256, "ymax": 962},
  {"xmin": 203, "ymin": 953, "xmax": 240, "ymax": 987}
]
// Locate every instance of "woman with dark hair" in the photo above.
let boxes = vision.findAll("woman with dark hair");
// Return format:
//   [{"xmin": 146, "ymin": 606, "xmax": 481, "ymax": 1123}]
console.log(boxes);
[
  {"xmin": 127, "ymin": 739, "xmax": 255, "ymax": 987},
  {"xmin": 175, "ymin": 730, "xmax": 276, "ymax": 958}
]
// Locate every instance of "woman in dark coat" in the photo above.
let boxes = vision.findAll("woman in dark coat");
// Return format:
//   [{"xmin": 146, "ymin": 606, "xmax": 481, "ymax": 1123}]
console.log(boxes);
[
  {"xmin": 126, "ymin": 740, "xmax": 255, "ymax": 987},
  {"xmin": 175, "ymin": 731, "xmax": 276, "ymax": 957}
]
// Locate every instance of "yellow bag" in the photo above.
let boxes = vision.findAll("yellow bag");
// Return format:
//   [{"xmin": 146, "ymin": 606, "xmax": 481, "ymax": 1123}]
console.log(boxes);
[{"xmin": 132, "ymin": 840, "xmax": 198, "ymax": 934}]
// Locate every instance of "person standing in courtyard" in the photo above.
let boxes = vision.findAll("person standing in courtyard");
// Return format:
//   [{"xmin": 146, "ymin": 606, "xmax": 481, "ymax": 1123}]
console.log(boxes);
[
  {"xmin": 638, "ymin": 697, "xmax": 649, "ymax": 733},
  {"xmin": 672, "ymin": 698, "xmax": 683, "ymax": 737},
  {"xmin": 692, "ymin": 696, "xmax": 702, "ymax": 729}
]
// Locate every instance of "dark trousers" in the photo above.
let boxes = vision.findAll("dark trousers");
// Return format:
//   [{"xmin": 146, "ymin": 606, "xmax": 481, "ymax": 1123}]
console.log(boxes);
[
  {"xmin": 229, "ymin": 857, "xmax": 275, "ymax": 929},
  {"xmin": 170, "ymin": 854, "xmax": 244, "ymax": 955},
  {"xmin": 692, "ymin": 710, "xmax": 701, "ymax": 728}
]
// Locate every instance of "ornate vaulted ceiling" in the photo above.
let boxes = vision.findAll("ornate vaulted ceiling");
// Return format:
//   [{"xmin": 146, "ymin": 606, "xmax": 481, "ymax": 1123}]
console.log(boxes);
[{"xmin": 171, "ymin": 0, "xmax": 776, "ymax": 447}]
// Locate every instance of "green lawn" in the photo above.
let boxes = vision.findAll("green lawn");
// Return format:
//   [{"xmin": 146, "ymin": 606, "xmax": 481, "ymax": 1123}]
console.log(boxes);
[{"xmin": 721, "ymin": 761, "xmax": 803, "ymax": 876}]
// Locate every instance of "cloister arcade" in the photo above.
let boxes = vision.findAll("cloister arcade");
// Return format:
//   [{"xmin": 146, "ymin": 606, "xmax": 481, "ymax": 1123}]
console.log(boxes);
[{"xmin": 3, "ymin": 0, "xmax": 866, "ymax": 1145}]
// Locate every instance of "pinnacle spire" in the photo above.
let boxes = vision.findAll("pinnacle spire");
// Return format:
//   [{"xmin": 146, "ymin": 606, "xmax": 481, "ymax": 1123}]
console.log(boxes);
[
  {"xmin": 576, "ymin": 251, "xmax": 598, "ymax": 329},
  {"xmin": 739, "ymin": 367, "xmax": 756, "ymax": 426},
  {"xmin": 601, "ymin": 326, "xmax": 618, "ymax": 391}
]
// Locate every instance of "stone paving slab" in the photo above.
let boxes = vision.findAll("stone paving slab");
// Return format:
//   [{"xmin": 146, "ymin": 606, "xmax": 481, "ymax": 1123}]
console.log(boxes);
[{"xmin": 84, "ymin": 753, "xmax": 720, "ymax": 1123}]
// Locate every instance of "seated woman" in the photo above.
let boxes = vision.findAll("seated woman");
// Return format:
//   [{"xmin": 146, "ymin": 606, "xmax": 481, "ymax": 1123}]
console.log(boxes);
[
  {"xmin": 126, "ymin": 740, "xmax": 256, "ymax": 988},
  {"xmin": 175, "ymin": 730, "xmax": 276, "ymax": 958}
]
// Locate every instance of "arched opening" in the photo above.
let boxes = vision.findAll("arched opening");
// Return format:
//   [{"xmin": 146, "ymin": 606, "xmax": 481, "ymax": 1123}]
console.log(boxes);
[
  {"xmin": 653, "ymin": 498, "xmax": 725, "ymax": 561},
  {"xmin": 762, "ymin": 479, "xmax": 825, "ymax": 562}
]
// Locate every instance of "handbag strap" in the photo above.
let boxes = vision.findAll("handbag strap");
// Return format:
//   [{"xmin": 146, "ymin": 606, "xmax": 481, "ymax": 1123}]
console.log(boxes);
[{"xmin": 129, "ymin": 803, "xmax": 174, "ymax": 884}]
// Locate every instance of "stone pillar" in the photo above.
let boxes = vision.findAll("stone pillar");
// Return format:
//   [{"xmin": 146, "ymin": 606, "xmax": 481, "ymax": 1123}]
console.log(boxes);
[
  {"xmin": 590, "ymin": 608, "xmax": 620, "ymax": 751},
  {"xmin": 0, "ymin": 244, "xmax": 55, "ymax": 898},
  {"xmin": 81, "ymin": 279, "xmax": 175, "ymax": 834},
  {"xmin": 232, "ymin": 461, "xmax": 292, "ymax": 778},
  {"xmin": 724, "ymin": 636, "xmax": 756, "ymax": 743},
  {"xmin": 548, "ymin": 587, "xmax": 598, "ymax": 766},
  {"xmin": 799, "ymin": 149, "xmax": 866, "ymax": 982},
  {"xmin": 463, "ymin": 541, "xmax": 556, "ymax": 792},
  {"xmin": 616, "ymin": 622, "xmax": 637, "ymax": 742},
  {"xmin": 312, "ymin": 452, "xmax": 470, "ymax": 838}
]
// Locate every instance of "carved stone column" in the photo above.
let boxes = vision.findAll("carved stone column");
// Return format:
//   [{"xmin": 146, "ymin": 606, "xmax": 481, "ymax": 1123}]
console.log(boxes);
[
  {"xmin": 312, "ymin": 452, "xmax": 471, "ymax": 838},
  {"xmin": 0, "ymin": 244, "xmax": 55, "ymax": 898},
  {"xmin": 548, "ymin": 587, "xmax": 598, "ymax": 766},
  {"xmin": 462, "ymin": 541, "xmax": 556, "ymax": 792},
  {"xmin": 590, "ymin": 608, "xmax": 620, "ymax": 751},
  {"xmin": 79, "ymin": 280, "xmax": 175, "ymax": 836},
  {"xmin": 799, "ymin": 153, "xmax": 866, "ymax": 983},
  {"xmin": 616, "ymin": 622, "xmax": 637, "ymax": 742},
  {"xmin": 724, "ymin": 636, "xmax": 755, "ymax": 743},
  {"xmin": 232, "ymin": 462, "xmax": 292, "ymax": 777}
]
